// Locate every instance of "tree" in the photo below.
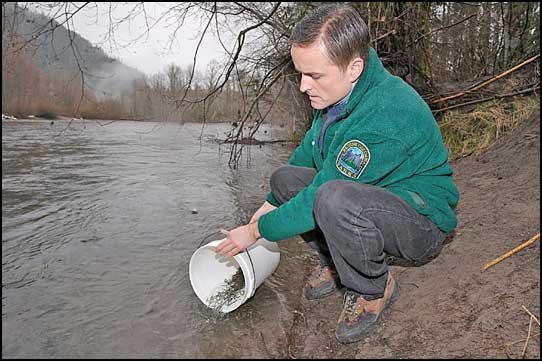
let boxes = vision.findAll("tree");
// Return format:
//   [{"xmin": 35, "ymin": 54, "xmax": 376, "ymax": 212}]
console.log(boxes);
[{"xmin": 3, "ymin": 2, "xmax": 539, "ymax": 165}]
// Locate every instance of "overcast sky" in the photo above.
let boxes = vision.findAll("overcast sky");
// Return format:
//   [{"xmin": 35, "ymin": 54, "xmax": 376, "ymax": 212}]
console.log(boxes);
[{"xmin": 63, "ymin": 3, "xmax": 234, "ymax": 76}]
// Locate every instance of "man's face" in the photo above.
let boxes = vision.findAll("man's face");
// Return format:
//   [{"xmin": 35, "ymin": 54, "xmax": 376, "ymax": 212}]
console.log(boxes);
[{"xmin": 291, "ymin": 43, "xmax": 356, "ymax": 110}]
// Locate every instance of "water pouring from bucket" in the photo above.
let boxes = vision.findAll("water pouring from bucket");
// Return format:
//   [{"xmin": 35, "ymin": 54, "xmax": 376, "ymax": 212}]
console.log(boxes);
[{"xmin": 189, "ymin": 237, "xmax": 281, "ymax": 313}]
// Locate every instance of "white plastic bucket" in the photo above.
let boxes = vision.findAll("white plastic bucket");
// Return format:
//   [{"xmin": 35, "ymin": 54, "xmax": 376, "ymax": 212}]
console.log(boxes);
[{"xmin": 189, "ymin": 237, "xmax": 281, "ymax": 313}]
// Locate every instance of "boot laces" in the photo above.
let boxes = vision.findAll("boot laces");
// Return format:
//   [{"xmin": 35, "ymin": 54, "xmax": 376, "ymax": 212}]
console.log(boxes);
[
  {"xmin": 314, "ymin": 265, "xmax": 331, "ymax": 282},
  {"xmin": 315, "ymin": 265, "xmax": 325, "ymax": 278},
  {"xmin": 343, "ymin": 290, "xmax": 360, "ymax": 317}
]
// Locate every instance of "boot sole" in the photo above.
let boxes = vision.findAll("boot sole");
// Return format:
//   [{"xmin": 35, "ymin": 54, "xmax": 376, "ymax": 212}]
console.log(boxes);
[{"xmin": 303, "ymin": 282, "xmax": 342, "ymax": 300}]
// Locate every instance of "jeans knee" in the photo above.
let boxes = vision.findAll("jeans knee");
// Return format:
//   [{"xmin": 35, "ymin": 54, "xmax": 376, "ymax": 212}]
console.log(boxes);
[
  {"xmin": 314, "ymin": 181, "xmax": 379, "ymax": 227},
  {"xmin": 270, "ymin": 165, "xmax": 316, "ymax": 204},
  {"xmin": 269, "ymin": 166, "xmax": 292, "ymax": 197},
  {"xmin": 314, "ymin": 180, "xmax": 350, "ymax": 222}
]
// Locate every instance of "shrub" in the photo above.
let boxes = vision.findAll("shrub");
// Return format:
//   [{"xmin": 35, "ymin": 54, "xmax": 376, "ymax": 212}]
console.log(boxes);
[{"xmin": 440, "ymin": 96, "xmax": 539, "ymax": 161}]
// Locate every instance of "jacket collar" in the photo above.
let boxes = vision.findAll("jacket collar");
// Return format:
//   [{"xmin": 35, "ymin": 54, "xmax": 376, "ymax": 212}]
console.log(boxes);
[{"xmin": 344, "ymin": 47, "xmax": 382, "ymax": 115}]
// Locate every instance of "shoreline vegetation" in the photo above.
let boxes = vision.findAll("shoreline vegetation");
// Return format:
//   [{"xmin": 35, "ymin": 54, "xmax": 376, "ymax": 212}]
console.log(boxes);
[
  {"xmin": 1, "ymin": 113, "xmax": 299, "ymax": 146},
  {"xmin": 3, "ymin": 94, "xmax": 539, "ymax": 161},
  {"xmin": 3, "ymin": 3, "xmax": 538, "ymax": 164}
]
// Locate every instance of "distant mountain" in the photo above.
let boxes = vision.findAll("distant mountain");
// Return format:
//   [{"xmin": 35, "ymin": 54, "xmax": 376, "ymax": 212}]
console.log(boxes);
[{"xmin": 2, "ymin": 3, "xmax": 145, "ymax": 100}]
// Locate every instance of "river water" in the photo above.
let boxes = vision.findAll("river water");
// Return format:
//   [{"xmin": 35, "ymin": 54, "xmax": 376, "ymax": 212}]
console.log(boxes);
[{"xmin": 2, "ymin": 119, "xmax": 308, "ymax": 358}]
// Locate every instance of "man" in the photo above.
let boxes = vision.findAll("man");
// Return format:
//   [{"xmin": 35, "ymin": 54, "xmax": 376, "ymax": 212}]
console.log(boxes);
[{"xmin": 215, "ymin": 3, "xmax": 459, "ymax": 344}]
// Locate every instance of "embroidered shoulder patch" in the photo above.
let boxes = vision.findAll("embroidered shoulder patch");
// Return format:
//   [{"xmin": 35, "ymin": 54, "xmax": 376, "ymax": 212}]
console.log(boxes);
[{"xmin": 336, "ymin": 140, "xmax": 370, "ymax": 179}]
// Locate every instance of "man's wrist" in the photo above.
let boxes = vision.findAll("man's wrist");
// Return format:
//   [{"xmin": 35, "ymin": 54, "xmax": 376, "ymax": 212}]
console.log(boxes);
[{"xmin": 250, "ymin": 221, "xmax": 261, "ymax": 240}]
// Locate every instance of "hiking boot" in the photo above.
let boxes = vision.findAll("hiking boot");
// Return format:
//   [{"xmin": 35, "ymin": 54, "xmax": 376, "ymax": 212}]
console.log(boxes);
[
  {"xmin": 335, "ymin": 273, "xmax": 398, "ymax": 344},
  {"xmin": 303, "ymin": 264, "xmax": 341, "ymax": 300}
]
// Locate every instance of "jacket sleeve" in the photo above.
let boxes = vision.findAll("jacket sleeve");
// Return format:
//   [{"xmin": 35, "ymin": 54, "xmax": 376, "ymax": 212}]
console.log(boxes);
[
  {"xmin": 265, "ymin": 191, "xmax": 280, "ymax": 207},
  {"xmin": 258, "ymin": 133, "xmax": 409, "ymax": 241}
]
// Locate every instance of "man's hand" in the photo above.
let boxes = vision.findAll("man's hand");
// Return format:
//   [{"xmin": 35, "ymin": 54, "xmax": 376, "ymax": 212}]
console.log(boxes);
[
  {"xmin": 215, "ymin": 222, "xmax": 261, "ymax": 258},
  {"xmin": 249, "ymin": 201, "xmax": 277, "ymax": 224}
]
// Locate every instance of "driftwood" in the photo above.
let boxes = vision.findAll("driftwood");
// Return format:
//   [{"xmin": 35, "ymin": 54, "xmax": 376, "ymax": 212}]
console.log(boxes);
[
  {"xmin": 433, "ymin": 86, "xmax": 540, "ymax": 113},
  {"xmin": 219, "ymin": 137, "xmax": 295, "ymax": 145},
  {"xmin": 431, "ymin": 54, "xmax": 540, "ymax": 104},
  {"xmin": 480, "ymin": 232, "xmax": 540, "ymax": 272}
]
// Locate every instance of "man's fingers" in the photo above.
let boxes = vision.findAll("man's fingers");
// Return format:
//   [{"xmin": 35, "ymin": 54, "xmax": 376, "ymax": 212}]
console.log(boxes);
[
  {"xmin": 219, "ymin": 243, "xmax": 240, "ymax": 258},
  {"xmin": 214, "ymin": 236, "xmax": 241, "ymax": 258},
  {"xmin": 215, "ymin": 238, "xmax": 231, "ymax": 253},
  {"xmin": 216, "ymin": 242, "xmax": 233, "ymax": 254},
  {"xmin": 226, "ymin": 248, "xmax": 240, "ymax": 258},
  {"xmin": 215, "ymin": 240, "xmax": 238, "ymax": 256}
]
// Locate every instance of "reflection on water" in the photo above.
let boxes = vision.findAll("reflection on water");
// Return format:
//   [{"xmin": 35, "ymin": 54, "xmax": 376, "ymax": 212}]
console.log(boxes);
[{"xmin": 2, "ymin": 119, "xmax": 305, "ymax": 358}]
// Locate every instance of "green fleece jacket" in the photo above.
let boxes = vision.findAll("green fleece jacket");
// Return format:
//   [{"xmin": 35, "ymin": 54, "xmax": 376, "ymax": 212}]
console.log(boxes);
[{"xmin": 258, "ymin": 47, "xmax": 459, "ymax": 242}]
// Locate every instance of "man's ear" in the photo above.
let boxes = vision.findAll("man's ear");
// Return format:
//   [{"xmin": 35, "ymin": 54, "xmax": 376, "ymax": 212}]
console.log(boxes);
[{"xmin": 348, "ymin": 57, "xmax": 364, "ymax": 83}]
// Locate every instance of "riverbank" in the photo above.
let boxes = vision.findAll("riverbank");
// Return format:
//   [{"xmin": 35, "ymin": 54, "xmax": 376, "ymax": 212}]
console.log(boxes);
[
  {"xmin": 2, "ymin": 114, "xmax": 81, "ymax": 122},
  {"xmin": 271, "ymin": 109, "xmax": 540, "ymax": 358},
  {"xmin": 2, "ymin": 107, "xmax": 538, "ymax": 358}
]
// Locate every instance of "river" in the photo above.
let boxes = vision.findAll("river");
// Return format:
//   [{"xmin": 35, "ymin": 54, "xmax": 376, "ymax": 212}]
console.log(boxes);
[{"xmin": 2, "ymin": 119, "xmax": 309, "ymax": 358}]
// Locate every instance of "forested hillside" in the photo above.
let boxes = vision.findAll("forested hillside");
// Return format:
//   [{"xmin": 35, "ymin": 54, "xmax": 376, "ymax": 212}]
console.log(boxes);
[{"xmin": 2, "ymin": 3, "xmax": 144, "ymax": 118}]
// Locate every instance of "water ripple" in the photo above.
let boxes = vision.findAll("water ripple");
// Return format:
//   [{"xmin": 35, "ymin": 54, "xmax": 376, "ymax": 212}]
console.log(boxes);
[{"xmin": 2, "ymin": 120, "xmax": 296, "ymax": 358}]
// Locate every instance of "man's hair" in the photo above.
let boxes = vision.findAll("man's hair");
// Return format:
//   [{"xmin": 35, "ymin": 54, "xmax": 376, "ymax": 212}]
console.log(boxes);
[{"xmin": 290, "ymin": 4, "xmax": 370, "ymax": 71}]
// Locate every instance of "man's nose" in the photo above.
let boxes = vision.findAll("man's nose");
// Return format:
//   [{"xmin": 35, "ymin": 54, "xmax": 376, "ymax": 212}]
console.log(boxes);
[{"xmin": 299, "ymin": 74, "xmax": 311, "ymax": 93}]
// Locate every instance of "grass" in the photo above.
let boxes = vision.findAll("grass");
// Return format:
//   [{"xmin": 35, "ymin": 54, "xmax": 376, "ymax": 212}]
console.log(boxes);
[{"xmin": 439, "ymin": 95, "xmax": 539, "ymax": 161}]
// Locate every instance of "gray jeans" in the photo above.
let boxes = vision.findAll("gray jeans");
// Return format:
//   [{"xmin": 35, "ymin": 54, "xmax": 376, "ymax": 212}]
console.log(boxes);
[{"xmin": 270, "ymin": 165, "xmax": 447, "ymax": 300}]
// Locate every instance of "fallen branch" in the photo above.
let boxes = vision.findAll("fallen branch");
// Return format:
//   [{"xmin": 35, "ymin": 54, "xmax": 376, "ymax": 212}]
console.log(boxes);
[
  {"xmin": 480, "ymin": 232, "xmax": 540, "ymax": 272},
  {"xmin": 504, "ymin": 332, "xmax": 540, "ymax": 347},
  {"xmin": 219, "ymin": 137, "xmax": 295, "ymax": 145},
  {"xmin": 432, "ymin": 86, "xmax": 540, "ymax": 113},
  {"xmin": 521, "ymin": 305, "xmax": 540, "ymax": 358},
  {"xmin": 522, "ymin": 316, "xmax": 534, "ymax": 357},
  {"xmin": 522, "ymin": 305, "xmax": 541, "ymax": 326},
  {"xmin": 431, "ymin": 54, "xmax": 540, "ymax": 104},
  {"xmin": 502, "ymin": 307, "xmax": 540, "ymax": 357}
]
